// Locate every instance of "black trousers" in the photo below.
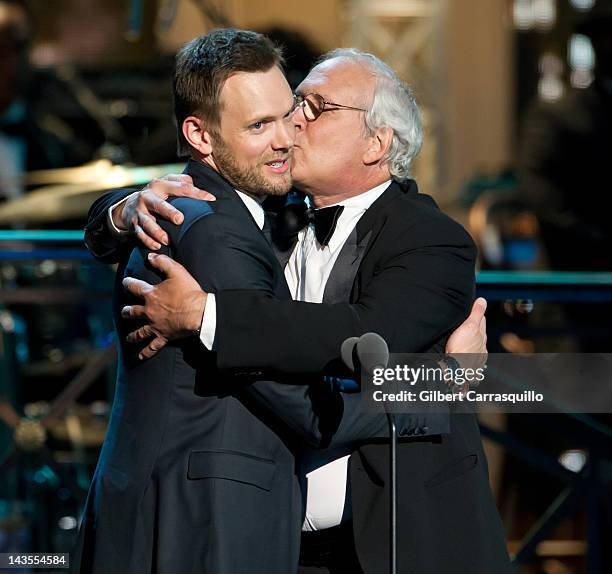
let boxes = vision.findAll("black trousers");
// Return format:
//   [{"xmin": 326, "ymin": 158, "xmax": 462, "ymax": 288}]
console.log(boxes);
[{"xmin": 298, "ymin": 521, "xmax": 364, "ymax": 574}]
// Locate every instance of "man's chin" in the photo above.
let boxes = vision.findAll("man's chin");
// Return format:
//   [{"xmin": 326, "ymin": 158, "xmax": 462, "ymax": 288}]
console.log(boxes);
[
  {"xmin": 259, "ymin": 173, "xmax": 293, "ymax": 196},
  {"xmin": 261, "ymin": 184, "xmax": 292, "ymax": 197}
]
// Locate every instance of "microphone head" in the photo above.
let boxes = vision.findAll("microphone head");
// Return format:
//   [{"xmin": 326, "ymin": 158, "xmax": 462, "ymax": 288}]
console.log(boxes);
[
  {"xmin": 356, "ymin": 332, "xmax": 389, "ymax": 373},
  {"xmin": 341, "ymin": 336, "xmax": 360, "ymax": 372}
]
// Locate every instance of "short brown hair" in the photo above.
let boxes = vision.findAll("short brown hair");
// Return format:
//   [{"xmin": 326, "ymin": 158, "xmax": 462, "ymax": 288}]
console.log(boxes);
[{"xmin": 173, "ymin": 28, "xmax": 284, "ymax": 157}]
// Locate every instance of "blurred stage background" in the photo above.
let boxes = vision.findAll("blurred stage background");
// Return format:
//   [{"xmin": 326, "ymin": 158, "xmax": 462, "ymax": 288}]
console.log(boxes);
[{"xmin": 0, "ymin": 1, "xmax": 611, "ymax": 573}]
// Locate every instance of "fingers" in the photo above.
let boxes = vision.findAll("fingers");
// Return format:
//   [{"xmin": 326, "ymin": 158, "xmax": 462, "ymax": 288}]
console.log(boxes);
[
  {"xmin": 121, "ymin": 304, "xmax": 147, "ymax": 320},
  {"xmin": 165, "ymin": 182, "xmax": 216, "ymax": 202},
  {"xmin": 122, "ymin": 277, "xmax": 153, "ymax": 298},
  {"xmin": 138, "ymin": 336, "xmax": 168, "ymax": 360},
  {"xmin": 125, "ymin": 324, "xmax": 155, "ymax": 342},
  {"xmin": 146, "ymin": 252, "xmax": 183, "ymax": 277},
  {"xmin": 163, "ymin": 174, "xmax": 193, "ymax": 184},
  {"xmin": 147, "ymin": 176, "xmax": 216, "ymax": 221},
  {"xmin": 124, "ymin": 325, "xmax": 168, "ymax": 360},
  {"xmin": 157, "ymin": 175, "xmax": 215, "ymax": 201},
  {"xmin": 138, "ymin": 211, "xmax": 168, "ymax": 247},
  {"xmin": 196, "ymin": 189, "xmax": 216, "ymax": 201},
  {"xmin": 470, "ymin": 297, "xmax": 487, "ymax": 322},
  {"xmin": 141, "ymin": 185, "xmax": 183, "ymax": 225},
  {"xmin": 130, "ymin": 174, "xmax": 215, "ymax": 250},
  {"xmin": 133, "ymin": 218, "xmax": 163, "ymax": 251}
]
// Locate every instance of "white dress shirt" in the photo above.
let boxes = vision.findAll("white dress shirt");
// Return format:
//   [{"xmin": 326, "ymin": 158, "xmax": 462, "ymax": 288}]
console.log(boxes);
[{"xmin": 283, "ymin": 181, "xmax": 391, "ymax": 531}]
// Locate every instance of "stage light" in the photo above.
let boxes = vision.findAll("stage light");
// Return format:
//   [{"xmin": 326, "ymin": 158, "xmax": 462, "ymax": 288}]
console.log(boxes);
[
  {"xmin": 569, "ymin": 0, "xmax": 595, "ymax": 11},
  {"xmin": 568, "ymin": 33, "xmax": 595, "ymax": 88},
  {"xmin": 58, "ymin": 516, "xmax": 78, "ymax": 530},
  {"xmin": 558, "ymin": 449, "xmax": 587, "ymax": 473}
]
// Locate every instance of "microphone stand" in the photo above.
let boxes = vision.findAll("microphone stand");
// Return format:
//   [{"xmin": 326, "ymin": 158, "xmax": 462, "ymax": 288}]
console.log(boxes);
[
  {"xmin": 387, "ymin": 413, "xmax": 398, "ymax": 574},
  {"xmin": 342, "ymin": 333, "xmax": 394, "ymax": 574}
]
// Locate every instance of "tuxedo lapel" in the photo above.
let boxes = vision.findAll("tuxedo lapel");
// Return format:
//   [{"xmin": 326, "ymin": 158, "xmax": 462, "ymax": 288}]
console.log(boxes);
[
  {"xmin": 322, "ymin": 228, "xmax": 372, "ymax": 304},
  {"xmin": 322, "ymin": 181, "xmax": 415, "ymax": 304},
  {"xmin": 273, "ymin": 241, "xmax": 295, "ymax": 269}
]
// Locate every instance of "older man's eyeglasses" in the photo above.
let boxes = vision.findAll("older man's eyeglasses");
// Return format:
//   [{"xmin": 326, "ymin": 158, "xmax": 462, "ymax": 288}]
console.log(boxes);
[{"xmin": 294, "ymin": 93, "xmax": 367, "ymax": 122}]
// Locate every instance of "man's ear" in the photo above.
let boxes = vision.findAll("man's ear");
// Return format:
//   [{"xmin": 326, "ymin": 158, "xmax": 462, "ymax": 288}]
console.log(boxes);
[
  {"xmin": 182, "ymin": 116, "xmax": 214, "ymax": 155},
  {"xmin": 363, "ymin": 127, "xmax": 393, "ymax": 166}
]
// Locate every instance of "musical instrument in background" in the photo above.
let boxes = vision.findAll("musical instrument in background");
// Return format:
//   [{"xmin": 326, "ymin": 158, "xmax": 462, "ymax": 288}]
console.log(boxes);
[{"xmin": 0, "ymin": 161, "xmax": 183, "ymax": 224}]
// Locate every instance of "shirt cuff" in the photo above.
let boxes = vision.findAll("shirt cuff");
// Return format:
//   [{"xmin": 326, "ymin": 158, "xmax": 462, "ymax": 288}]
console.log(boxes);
[
  {"xmin": 107, "ymin": 194, "xmax": 135, "ymax": 237},
  {"xmin": 199, "ymin": 292, "xmax": 216, "ymax": 350}
]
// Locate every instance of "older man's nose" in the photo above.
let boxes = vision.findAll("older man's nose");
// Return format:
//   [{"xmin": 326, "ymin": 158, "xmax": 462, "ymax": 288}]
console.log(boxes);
[
  {"xmin": 272, "ymin": 121, "xmax": 295, "ymax": 150},
  {"xmin": 293, "ymin": 104, "xmax": 306, "ymax": 131}
]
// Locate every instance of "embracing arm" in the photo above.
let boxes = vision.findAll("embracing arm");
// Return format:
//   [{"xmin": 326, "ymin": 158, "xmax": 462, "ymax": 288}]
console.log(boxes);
[
  {"xmin": 84, "ymin": 175, "xmax": 214, "ymax": 263},
  {"xmin": 121, "ymin": 214, "xmax": 483, "ymax": 446},
  {"xmin": 216, "ymin": 227, "xmax": 476, "ymax": 375},
  {"xmin": 84, "ymin": 187, "xmax": 136, "ymax": 262},
  {"xmin": 124, "ymin": 246, "xmax": 485, "ymax": 447},
  {"xmin": 124, "ymin": 220, "xmax": 478, "ymax": 372},
  {"xmin": 246, "ymin": 378, "xmax": 449, "ymax": 449},
  {"xmin": 144, "ymin": 213, "xmax": 441, "ymax": 449}
]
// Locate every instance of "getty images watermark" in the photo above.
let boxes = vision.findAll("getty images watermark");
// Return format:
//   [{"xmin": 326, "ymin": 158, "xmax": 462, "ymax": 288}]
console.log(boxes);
[
  {"xmin": 371, "ymin": 362, "xmax": 542, "ymax": 405},
  {"xmin": 360, "ymin": 354, "xmax": 612, "ymax": 414}
]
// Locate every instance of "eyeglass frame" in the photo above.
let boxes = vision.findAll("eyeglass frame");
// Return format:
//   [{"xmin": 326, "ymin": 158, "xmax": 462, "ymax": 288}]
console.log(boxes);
[{"xmin": 293, "ymin": 93, "xmax": 368, "ymax": 122}]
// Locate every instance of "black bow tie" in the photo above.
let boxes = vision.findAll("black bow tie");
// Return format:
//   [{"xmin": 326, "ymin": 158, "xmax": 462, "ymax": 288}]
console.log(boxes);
[
  {"xmin": 275, "ymin": 202, "xmax": 344, "ymax": 246},
  {"xmin": 311, "ymin": 204, "xmax": 345, "ymax": 246}
]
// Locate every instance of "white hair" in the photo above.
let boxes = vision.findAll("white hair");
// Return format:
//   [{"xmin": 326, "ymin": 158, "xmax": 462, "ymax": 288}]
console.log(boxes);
[{"xmin": 317, "ymin": 48, "xmax": 423, "ymax": 181}]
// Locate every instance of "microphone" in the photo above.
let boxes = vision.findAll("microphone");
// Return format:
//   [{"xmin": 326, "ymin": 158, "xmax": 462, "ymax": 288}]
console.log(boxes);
[
  {"xmin": 356, "ymin": 332, "xmax": 389, "ymax": 373},
  {"xmin": 341, "ymin": 332, "xmax": 389, "ymax": 374},
  {"xmin": 340, "ymin": 336, "xmax": 359, "ymax": 372}
]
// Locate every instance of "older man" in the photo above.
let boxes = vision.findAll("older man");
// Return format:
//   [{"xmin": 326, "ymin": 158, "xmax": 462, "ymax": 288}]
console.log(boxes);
[{"xmin": 85, "ymin": 45, "xmax": 510, "ymax": 573}]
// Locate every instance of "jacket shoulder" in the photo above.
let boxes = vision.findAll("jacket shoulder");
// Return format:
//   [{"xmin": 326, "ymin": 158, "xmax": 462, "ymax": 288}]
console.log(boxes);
[
  {"xmin": 387, "ymin": 188, "xmax": 475, "ymax": 249},
  {"xmin": 160, "ymin": 195, "xmax": 237, "ymax": 245}
]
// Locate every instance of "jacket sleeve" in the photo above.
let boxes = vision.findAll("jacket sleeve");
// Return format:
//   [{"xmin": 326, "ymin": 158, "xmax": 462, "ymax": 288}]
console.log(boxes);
[
  {"xmin": 245, "ymin": 376, "xmax": 449, "ymax": 449},
  {"xmin": 170, "ymin": 209, "xmax": 440, "ymax": 448},
  {"xmin": 215, "ymin": 220, "xmax": 476, "ymax": 375},
  {"xmin": 84, "ymin": 188, "xmax": 138, "ymax": 263}
]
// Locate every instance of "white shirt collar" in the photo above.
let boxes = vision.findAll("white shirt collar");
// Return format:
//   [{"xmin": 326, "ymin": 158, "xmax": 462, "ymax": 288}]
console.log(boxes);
[
  {"xmin": 235, "ymin": 189, "xmax": 265, "ymax": 230},
  {"xmin": 323, "ymin": 179, "xmax": 392, "ymax": 211},
  {"xmin": 234, "ymin": 179, "xmax": 392, "ymax": 236},
  {"xmin": 316, "ymin": 180, "xmax": 392, "ymax": 251}
]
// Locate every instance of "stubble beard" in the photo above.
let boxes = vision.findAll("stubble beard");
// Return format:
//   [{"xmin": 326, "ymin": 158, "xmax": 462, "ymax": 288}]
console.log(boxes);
[{"xmin": 211, "ymin": 133, "xmax": 293, "ymax": 197}]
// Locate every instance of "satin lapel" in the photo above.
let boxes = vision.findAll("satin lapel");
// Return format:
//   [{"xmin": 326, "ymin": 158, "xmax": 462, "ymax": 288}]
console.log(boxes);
[
  {"xmin": 273, "ymin": 242, "xmax": 296, "ymax": 269},
  {"xmin": 322, "ymin": 180, "xmax": 416, "ymax": 304},
  {"xmin": 322, "ymin": 228, "xmax": 372, "ymax": 304}
]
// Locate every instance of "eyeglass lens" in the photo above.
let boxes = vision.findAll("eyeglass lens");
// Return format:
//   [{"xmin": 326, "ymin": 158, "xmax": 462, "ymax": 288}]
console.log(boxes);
[{"xmin": 302, "ymin": 94, "xmax": 324, "ymax": 121}]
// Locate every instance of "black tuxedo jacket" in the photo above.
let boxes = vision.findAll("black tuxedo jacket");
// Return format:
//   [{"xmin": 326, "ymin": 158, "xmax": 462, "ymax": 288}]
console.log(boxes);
[
  {"xmin": 75, "ymin": 161, "xmax": 427, "ymax": 574},
  {"xmin": 207, "ymin": 180, "xmax": 514, "ymax": 574}
]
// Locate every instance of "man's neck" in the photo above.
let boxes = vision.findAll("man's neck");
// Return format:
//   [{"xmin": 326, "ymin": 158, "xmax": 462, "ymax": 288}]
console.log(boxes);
[{"xmin": 308, "ymin": 174, "xmax": 392, "ymax": 208}]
